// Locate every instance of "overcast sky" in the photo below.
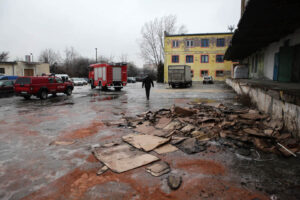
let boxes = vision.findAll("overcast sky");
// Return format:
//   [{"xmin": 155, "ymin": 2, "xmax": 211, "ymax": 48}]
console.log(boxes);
[{"xmin": 0, "ymin": 0, "xmax": 240, "ymax": 67}]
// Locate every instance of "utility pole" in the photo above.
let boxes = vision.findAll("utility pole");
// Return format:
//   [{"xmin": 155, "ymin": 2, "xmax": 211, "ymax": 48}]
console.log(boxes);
[{"xmin": 95, "ymin": 48, "xmax": 97, "ymax": 63}]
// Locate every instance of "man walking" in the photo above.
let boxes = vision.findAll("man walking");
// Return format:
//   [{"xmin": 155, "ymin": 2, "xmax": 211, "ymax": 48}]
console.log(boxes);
[{"xmin": 142, "ymin": 75, "xmax": 154, "ymax": 100}]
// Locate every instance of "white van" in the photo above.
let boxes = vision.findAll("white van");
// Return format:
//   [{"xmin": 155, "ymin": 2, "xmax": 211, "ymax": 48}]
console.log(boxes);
[{"xmin": 55, "ymin": 74, "xmax": 70, "ymax": 82}]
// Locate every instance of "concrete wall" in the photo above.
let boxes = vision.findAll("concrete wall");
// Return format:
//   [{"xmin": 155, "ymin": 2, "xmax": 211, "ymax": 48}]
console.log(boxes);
[
  {"xmin": 164, "ymin": 33, "xmax": 234, "ymax": 83},
  {"xmin": 0, "ymin": 63, "xmax": 14, "ymax": 75},
  {"xmin": 35, "ymin": 63, "xmax": 50, "ymax": 75},
  {"xmin": 226, "ymin": 78, "xmax": 300, "ymax": 138}
]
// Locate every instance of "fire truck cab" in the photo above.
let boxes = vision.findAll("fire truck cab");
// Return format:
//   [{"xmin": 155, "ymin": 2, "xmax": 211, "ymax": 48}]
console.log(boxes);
[{"xmin": 89, "ymin": 63, "xmax": 127, "ymax": 91}]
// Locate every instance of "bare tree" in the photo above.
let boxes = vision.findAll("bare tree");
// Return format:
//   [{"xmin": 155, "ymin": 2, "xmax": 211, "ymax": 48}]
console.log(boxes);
[
  {"xmin": 139, "ymin": 15, "xmax": 187, "ymax": 82},
  {"xmin": 228, "ymin": 25, "xmax": 235, "ymax": 33},
  {"xmin": 0, "ymin": 51, "xmax": 9, "ymax": 61},
  {"xmin": 127, "ymin": 62, "xmax": 140, "ymax": 77},
  {"xmin": 39, "ymin": 48, "xmax": 61, "ymax": 66},
  {"xmin": 119, "ymin": 54, "xmax": 128, "ymax": 63},
  {"xmin": 64, "ymin": 46, "xmax": 78, "ymax": 65},
  {"xmin": 96, "ymin": 54, "xmax": 115, "ymax": 63},
  {"xmin": 63, "ymin": 46, "xmax": 79, "ymax": 75}
]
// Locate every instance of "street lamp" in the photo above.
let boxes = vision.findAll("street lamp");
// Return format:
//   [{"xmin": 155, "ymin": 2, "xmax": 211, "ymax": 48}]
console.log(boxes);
[{"xmin": 95, "ymin": 48, "xmax": 97, "ymax": 63}]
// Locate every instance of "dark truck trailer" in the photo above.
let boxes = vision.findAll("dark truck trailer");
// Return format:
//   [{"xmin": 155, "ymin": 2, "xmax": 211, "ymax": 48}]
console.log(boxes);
[{"xmin": 168, "ymin": 65, "xmax": 192, "ymax": 88}]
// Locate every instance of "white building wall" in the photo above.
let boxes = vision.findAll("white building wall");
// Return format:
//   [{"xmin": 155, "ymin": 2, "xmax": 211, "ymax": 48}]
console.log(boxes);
[
  {"xmin": 0, "ymin": 64, "xmax": 14, "ymax": 75},
  {"xmin": 262, "ymin": 28, "xmax": 300, "ymax": 80}
]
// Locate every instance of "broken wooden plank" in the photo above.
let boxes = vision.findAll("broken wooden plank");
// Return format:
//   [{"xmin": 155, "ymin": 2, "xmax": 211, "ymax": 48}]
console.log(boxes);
[
  {"xmin": 277, "ymin": 142, "xmax": 297, "ymax": 157},
  {"xmin": 155, "ymin": 117, "xmax": 172, "ymax": 129},
  {"xmin": 146, "ymin": 161, "xmax": 170, "ymax": 177},
  {"xmin": 154, "ymin": 144, "xmax": 178, "ymax": 154},
  {"xmin": 97, "ymin": 165, "xmax": 109, "ymax": 175},
  {"xmin": 122, "ymin": 133, "xmax": 170, "ymax": 152},
  {"xmin": 93, "ymin": 144, "xmax": 159, "ymax": 173}
]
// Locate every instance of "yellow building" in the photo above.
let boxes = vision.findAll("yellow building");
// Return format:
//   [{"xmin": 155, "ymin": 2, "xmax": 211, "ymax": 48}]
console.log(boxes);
[{"xmin": 164, "ymin": 32, "xmax": 234, "ymax": 82}]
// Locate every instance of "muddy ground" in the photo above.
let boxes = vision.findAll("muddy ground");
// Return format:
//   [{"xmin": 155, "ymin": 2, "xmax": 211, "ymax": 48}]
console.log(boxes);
[{"xmin": 0, "ymin": 83, "xmax": 299, "ymax": 200}]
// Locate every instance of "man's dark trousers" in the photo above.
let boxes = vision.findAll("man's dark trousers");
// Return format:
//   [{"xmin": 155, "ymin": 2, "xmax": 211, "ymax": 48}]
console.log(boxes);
[{"xmin": 145, "ymin": 86, "xmax": 151, "ymax": 100}]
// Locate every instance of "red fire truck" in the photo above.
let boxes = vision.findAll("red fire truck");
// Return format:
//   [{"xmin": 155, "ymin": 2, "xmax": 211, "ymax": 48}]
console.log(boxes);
[{"xmin": 89, "ymin": 63, "xmax": 127, "ymax": 91}]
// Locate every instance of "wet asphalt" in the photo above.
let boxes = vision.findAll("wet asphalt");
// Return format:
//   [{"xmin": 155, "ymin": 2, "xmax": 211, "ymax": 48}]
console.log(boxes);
[{"xmin": 0, "ymin": 82, "xmax": 299, "ymax": 200}]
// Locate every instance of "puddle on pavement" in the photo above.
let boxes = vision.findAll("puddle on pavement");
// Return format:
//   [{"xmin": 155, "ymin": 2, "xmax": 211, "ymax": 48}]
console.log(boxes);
[{"xmin": 192, "ymin": 98, "xmax": 217, "ymax": 104}]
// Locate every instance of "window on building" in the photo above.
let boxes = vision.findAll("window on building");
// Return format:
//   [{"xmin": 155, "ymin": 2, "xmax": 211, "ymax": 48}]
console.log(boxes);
[
  {"xmin": 201, "ymin": 39, "xmax": 209, "ymax": 47},
  {"xmin": 216, "ymin": 70, "xmax": 224, "ymax": 77},
  {"xmin": 201, "ymin": 70, "xmax": 208, "ymax": 77},
  {"xmin": 216, "ymin": 55, "xmax": 224, "ymax": 63},
  {"xmin": 0, "ymin": 68, "xmax": 5, "ymax": 74},
  {"xmin": 216, "ymin": 38, "xmax": 225, "ymax": 47},
  {"xmin": 171, "ymin": 55, "xmax": 179, "ymax": 63},
  {"xmin": 186, "ymin": 40, "xmax": 194, "ymax": 47},
  {"xmin": 172, "ymin": 40, "xmax": 179, "ymax": 48},
  {"xmin": 186, "ymin": 55, "xmax": 194, "ymax": 63},
  {"xmin": 201, "ymin": 55, "xmax": 209, "ymax": 63}
]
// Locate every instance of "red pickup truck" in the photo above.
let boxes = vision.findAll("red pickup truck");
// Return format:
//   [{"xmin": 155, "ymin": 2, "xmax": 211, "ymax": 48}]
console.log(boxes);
[{"xmin": 14, "ymin": 76, "xmax": 74, "ymax": 100}]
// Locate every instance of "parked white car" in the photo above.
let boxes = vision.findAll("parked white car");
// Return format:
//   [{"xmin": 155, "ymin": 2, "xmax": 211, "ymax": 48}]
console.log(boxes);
[
  {"xmin": 55, "ymin": 74, "xmax": 70, "ymax": 82},
  {"xmin": 80, "ymin": 78, "xmax": 88, "ymax": 85},
  {"xmin": 203, "ymin": 76, "xmax": 214, "ymax": 84},
  {"xmin": 71, "ymin": 78, "xmax": 84, "ymax": 86}
]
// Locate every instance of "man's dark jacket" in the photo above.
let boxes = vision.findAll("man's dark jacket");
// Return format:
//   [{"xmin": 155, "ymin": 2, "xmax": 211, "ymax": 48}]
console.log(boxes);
[{"xmin": 142, "ymin": 76, "xmax": 154, "ymax": 89}]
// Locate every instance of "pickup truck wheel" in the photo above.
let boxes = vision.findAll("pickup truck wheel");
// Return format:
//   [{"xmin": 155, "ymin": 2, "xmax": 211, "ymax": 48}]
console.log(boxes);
[
  {"xmin": 103, "ymin": 86, "xmax": 109, "ymax": 91},
  {"xmin": 40, "ymin": 90, "xmax": 48, "ymax": 100},
  {"xmin": 23, "ymin": 95, "xmax": 31, "ymax": 100},
  {"xmin": 66, "ymin": 87, "xmax": 72, "ymax": 96}
]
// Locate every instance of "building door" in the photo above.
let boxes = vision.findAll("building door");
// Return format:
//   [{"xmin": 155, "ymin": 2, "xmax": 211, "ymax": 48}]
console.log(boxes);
[
  {"xmin": 292, "ymin": 45, "xmax": 300, "ymax": 82},
  {"xmin": 278, "ymin": 46, "xmax": 294, "ymax": 82},
  {"xmin": 24, "ymin": 69, "xmax": 34, "ymax": 76},
  {"xmin": 273, "ymin": 53, "xmax": 279, "ymax": 81}
]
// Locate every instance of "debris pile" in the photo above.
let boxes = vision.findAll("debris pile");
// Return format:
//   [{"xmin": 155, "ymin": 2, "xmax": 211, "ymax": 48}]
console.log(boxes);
[
  {"xmin": 91, "ymin": 102, "xmax": 300, "ymax": 191},
  {"xmin": 120, "ymin": 103, "xmax": 300, "ymax": 157}
]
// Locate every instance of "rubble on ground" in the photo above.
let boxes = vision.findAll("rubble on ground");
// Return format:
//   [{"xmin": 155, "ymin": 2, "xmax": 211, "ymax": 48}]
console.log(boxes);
[
  {"xmin": 49, "ymin": 140, "xmax": 75, "ymax": 146},
  {"xmin": 146, "ymin": 161, "xmax": 170, "ymax": 177},
  {"xmin": 92, "ymin": 144, "xmax": 159, "ymax": 173},
  {"xmin": 90, "ymin": 101, "xmax": 300, "ymax": 191},
  {"xmin": 154, "ymin": 144, "xmax": 178, "ymax": 154},
  {"xmin": 167, "ymin": 174, "xmax": 182, "ymax": 190},
  {"xmin": 122, "ymin": 133, "xmax": 170, "ymax": 152},
  {"xmin": 118, "ymin": 103, "xmax": 300, "ymax": 157},
  {"xmin": 96, "ymin": 165, "xmax": 109, "ymax": 176}
]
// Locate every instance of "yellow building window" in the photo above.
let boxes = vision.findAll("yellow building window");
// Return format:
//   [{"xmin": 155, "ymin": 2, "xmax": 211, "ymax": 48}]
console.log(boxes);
[
  {"xmin": 200, "ymin": 70, "xmax": 209, "ymax": 77},
  {"xmin": 186, "ymin": 40, "xmax": 194, "ymax": 47},
  {"xmin": 172, "ymin": 40, "xmax": 179, "ymax": 48},
  {"xmin": 216, "ymin": 55, "xmax": 224, "ymax": 63},
  {"xmin": 217, "ymin": 38, "xmax": 225, "ymax": 47},
  {"xmin": 216, "ymin": 70, "xmax": 224, "ymax": 77},
  {"xmin": 201, "ymin": 55, "xmax": 209, "ymax": 63},
  {"xmin": 171, "ymin": 55, "xmax": 179, "ymax": 63},
  {"xmin": 201, "ymin": 39, "xmax": 209, "ymax": 47},
  {"xmin": 186, "ymin": 55, "xmax": 194, "ymax": 63}
]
